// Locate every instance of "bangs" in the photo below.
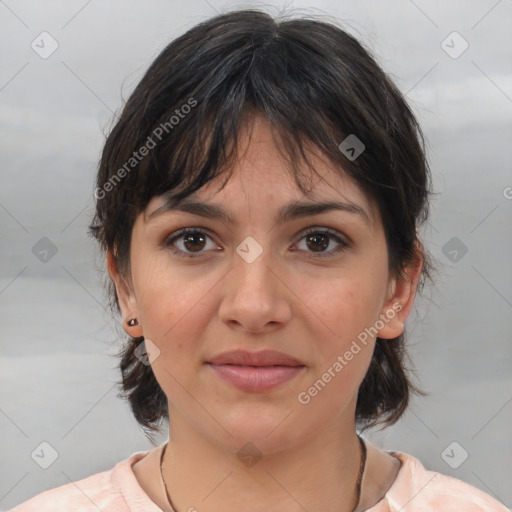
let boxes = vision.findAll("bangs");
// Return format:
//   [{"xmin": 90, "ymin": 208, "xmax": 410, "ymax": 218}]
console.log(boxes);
[{"xmin": 118, "ymin": 14, "xmax": 399, "ymax": 213}]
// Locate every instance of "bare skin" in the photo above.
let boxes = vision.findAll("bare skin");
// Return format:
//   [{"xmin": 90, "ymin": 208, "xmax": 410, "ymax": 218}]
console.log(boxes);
[{"xmin": 108, "ymin": 112, "xmax": 422, "ymax": 512}]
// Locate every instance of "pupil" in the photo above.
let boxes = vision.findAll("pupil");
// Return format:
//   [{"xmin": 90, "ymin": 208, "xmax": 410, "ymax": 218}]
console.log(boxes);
[
  {"xmin": 184, "ymin": 233, "xmax": 206, "ymax": 252},
  {"xmin": 307, "ymin": 233, "xmax": 328, "ymax": 252}
]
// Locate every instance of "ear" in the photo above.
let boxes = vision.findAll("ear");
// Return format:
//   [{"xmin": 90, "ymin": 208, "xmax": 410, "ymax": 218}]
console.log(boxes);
[
  {"xmin": 377, "ymin": 245, "xmax": 423, "ymax": 340},
  {"xmin": 106, "ymin": 250, "xmax": 143, "ymax": 338}
]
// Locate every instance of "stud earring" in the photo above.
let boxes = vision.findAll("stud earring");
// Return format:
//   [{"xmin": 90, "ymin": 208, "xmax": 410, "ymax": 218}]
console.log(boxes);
[{"xmin": 127, "ymin": 318, "xmax": 139, "ymax": 327}]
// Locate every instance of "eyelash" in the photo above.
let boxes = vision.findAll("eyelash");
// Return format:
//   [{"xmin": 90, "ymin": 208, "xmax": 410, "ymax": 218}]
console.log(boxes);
[{"xmin": 164, "ymin": 227, "xmax": 349, "ymax": 259}]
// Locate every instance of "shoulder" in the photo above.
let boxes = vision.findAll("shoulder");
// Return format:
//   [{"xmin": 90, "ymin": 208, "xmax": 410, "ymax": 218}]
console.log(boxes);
[
  {"xmin": 9, "ymin": 468, "xmax": 115, "ymax": 512},
  {"xmin": 9, "ymin": 450, "xmax": 156, "ymax": 512},
  {"xmin": 377, "ymin": 450, "xmax": 509, "ymax": 512}
]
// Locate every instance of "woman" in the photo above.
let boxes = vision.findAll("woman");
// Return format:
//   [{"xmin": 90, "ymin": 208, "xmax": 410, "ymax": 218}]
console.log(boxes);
[{"xmin": 11, "ymin": 8, "xmax": 508, "ymax": 512}]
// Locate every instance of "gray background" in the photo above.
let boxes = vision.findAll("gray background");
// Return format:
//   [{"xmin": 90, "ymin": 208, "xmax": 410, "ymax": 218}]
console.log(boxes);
[{"xmin": 1, "ymin": 0, "xmax": 511, "ymax": 510}]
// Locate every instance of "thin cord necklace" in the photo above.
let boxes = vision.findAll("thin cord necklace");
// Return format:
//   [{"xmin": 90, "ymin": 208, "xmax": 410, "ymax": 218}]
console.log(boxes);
[{"xmin": 159, "ymin": 435, "xmax": 367, "ymax": 512}]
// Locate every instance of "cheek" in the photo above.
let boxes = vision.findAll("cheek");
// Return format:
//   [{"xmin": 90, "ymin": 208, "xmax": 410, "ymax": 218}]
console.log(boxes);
[
  {"xmin": 133, "ymin": 258, "xmax": 221, "ymax": 403},
  {"xmin": 132, "ymin": 253, "xmax": 220, "ymax": 353},
  {"xmin": 291, "ymin": 262, "xmax": 387, "ymax": 401},
  {"xmin": 297, "ymin": 272, "xmax": 385, "ymax": 347},
  {"xmin": 296, "ymin": 283, "xmax": 378, "ymax": 415}
]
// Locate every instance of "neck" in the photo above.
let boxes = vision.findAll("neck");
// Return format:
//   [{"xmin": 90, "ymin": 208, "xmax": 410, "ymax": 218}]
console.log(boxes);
[{"xmin": 160, "ymin": 409, "xmax": 363, "ymax": 512}]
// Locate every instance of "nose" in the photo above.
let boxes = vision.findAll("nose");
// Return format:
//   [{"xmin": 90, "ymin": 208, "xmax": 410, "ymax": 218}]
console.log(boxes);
[{"xmin": 218, "ymin": 239, "xmax": 292, "ymax": 334}]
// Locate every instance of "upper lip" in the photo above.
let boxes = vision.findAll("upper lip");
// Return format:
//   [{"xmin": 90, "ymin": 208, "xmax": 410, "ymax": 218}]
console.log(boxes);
[{"xmin": 207, "ymin": 350, "xmax": 305, "ymax": 367}]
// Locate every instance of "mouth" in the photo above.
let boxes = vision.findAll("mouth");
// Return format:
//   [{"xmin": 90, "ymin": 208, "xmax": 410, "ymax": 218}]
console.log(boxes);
[
  {"xmin": 205, "ymin": 349, "xmax": 306, "ymax": 392},
  {"xmin": 207, "ymin": 349, "xmax": 305, "ymax": 367},
  {"xmin": 206, "ymin": 362, "xmax": 306, "ymax": 392}
]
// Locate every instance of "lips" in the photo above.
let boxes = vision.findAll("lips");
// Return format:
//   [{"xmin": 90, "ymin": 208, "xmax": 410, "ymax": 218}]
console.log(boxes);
[
  {"xmin": 205, "ymin": 350, "xmax": 306, "ymax": 392},
  {"xmin": 207, "ymin": 349, "xmax": 305, "ymax": 367}
]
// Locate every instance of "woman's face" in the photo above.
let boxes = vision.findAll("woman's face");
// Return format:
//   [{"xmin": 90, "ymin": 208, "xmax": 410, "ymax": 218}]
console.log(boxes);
[{"xmin": 110, "ymin": 114, "xmax": 416, "ymax": 454}]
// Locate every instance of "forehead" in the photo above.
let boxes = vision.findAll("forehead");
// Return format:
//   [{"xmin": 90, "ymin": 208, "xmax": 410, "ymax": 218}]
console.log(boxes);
[{"xmin": 145, "ymin": 113, "xmax": 381, "ymax": 230}]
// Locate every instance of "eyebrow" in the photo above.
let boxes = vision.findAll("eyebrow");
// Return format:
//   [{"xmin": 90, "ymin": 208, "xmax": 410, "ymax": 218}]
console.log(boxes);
[{"xmin": 146, "ymin": 195, "xmax": 371, "ymax": 228}]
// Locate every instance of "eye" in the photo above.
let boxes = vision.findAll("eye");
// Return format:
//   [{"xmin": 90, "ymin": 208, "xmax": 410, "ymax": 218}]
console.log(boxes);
[
  {"xmin": 292, "ymin": 228, "xmax": 349, "ymax": 258},
  {"xmin": 164, "ymin": 226, "xmax": 349, "ymax": 259},
  {"xmin": 164, "ymin": 228, "xmax": 220, "ymax": 258}
]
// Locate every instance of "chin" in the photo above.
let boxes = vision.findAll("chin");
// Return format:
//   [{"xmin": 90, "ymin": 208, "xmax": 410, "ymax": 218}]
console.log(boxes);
[{"xmin": 206, "ymin": 406, "xmax": 310, "ymax": 454}]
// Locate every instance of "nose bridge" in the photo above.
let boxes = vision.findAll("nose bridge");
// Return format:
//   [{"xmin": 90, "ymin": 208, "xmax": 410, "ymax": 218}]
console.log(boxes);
[
  {"xmin": 232, "ymin": 235, "xmax": 276, "ymax": 295},
  {"xmin": 218, "ymin": 234, "xmax": 291, "ymax": 332}
]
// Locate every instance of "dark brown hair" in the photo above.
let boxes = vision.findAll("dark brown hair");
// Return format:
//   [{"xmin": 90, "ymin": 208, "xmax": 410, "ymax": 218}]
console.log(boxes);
[{"xmin": 89, "ymin": 8, "xmax": 436, "ymax": 439}]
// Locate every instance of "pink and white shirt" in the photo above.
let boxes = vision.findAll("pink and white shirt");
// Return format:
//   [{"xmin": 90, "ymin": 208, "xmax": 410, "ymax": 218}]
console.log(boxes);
[{"xmin": 10, "ymin": 448, "xmax": 509, "ymax": 511}]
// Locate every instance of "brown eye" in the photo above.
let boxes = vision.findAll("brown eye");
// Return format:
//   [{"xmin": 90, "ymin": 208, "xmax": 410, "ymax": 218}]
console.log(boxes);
[
  {"xmin": 165, "ymin": 228, "xmax": 219, "ymax": 258},
  {"xmin": 293, "ymin": 228, "xmax": 349, "ymax": 258}
]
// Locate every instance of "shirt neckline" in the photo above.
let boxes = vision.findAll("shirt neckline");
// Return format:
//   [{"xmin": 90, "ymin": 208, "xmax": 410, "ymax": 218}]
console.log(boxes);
[{"xmin": 111, "ymin": 446, "xmax": 412, "ymax": 512}]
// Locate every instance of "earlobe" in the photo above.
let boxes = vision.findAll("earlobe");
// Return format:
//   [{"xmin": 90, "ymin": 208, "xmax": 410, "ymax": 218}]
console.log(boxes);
[
  {"xmin": 106, "ymin": 250, "xmax": 143, "ymax": 337},
  {"xmin": 377, "ymin": 248, "xmax": 423, "ymax": 340}
]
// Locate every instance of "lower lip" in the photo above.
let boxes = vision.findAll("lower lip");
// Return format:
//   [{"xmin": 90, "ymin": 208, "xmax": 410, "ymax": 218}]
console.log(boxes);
[{"xmin": 207, "ymin": 364, "xmax": 305, "ymax": 392}]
